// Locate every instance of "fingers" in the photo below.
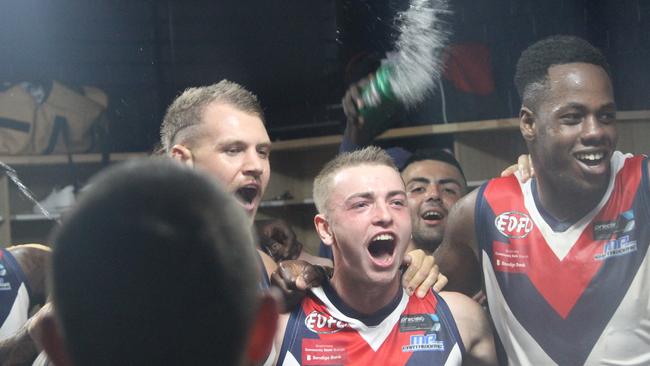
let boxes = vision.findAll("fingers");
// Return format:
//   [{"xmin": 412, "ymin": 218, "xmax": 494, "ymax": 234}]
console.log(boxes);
[
  {"xmin": 500, "ymin": 163, "xmax": 518, "ymax": 177},
  {"xmin": 414, "ymin": 262, "xmax": 440, "ymax": 298},
  {"xmin": 270, "ymin": 266, "xmax": 303, "ymax": 313},
  {"xmin": 471, "ymin": 290, "xmax": 487, "ymax": 305},
  {"xmin": 401, "ymin": 250, "xmax": 423, "ymax": 294},
  {"xmin": 432, "ymin": 273, "xmax": 448, "ymax": 293},
  {"xmin": 404, "ymin": 252, "xmax": 435, "ymax": 297},
  {"xmin": 517, "ymin": 154, "xmax": 534, "ymax": 182},
  {"xmin": 500, "ymin": 154, "xmax": 534, "ymax": 183}
]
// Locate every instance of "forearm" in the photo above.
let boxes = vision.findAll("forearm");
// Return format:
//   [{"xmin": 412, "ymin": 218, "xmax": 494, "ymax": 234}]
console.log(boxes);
[
  {"xmin": 0, "ymin": 323, "xmax": 39, "ymax": 366},
  {"xmin": 434, "ymin": 243, "xmax": 482, "ymax": 296}
]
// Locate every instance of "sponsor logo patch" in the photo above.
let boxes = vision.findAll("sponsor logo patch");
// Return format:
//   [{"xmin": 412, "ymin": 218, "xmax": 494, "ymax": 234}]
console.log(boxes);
[
  {"xmin": 399, "ymin": 313, "xmax": 441, "ymax": 332},
  {"xmin": 593, "ymin": 210, "xmax": 635, "ymax": 241},
  {"xmin": 0, "ymin": 278, "xmax": 11, "ymax": 291},
  {"xmin": 402, "ymin": 334, "xmax": 445, "ymax": 352},
  {"xmin": 304, "ymin": 311, "xmax": 348, "ymax": 334},
  {"xmin": 302, "ymin": 340, "xmax": 347, "ymax": 365},
  {"xmin": 595, "ymin": 235, "xmax": 637, "ymax": 260},
  {"xmin": 593, "ymin": 220, "xmax": 618, "ymax": 240},
  {"xmin": 495, "ymin": 211, "xmax": 534, "ymax": 238}
]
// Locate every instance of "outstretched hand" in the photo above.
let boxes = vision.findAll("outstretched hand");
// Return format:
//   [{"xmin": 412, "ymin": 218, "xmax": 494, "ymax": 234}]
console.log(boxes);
[
  {"xmin": 256, "ymin": 219, "xmax": 303, "ymax": 262},
  {"xmin": 402, "ymin": 249, "xmax": 448, "ymax": 298},
  {"xmin": 270, "ymin": 260, "xmax": 331, "ymax": 313}
]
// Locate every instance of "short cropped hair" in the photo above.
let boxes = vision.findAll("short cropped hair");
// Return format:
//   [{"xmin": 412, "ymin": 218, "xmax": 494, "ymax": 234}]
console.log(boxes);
[
  {"xmin": 50, "ymin": 159, "xmax": 259, "ymax": 366},
  {"xmin": 514, "ymin": 35, "xmax": 611, "ymax": 110},
  {"xmin": 313, "ymin": 146, "xmax": 397, "ymax": 215},
  {"xmin": 402, "ymin": 148, "xmax": 467, "ymax": 186},
  {"xmin": 160, "ymin": 80, "xmax": 265, "ymax": 152}
]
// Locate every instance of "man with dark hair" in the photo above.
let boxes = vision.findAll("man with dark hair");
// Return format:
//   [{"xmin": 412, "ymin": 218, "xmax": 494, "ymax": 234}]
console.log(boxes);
[
  {"xmin": 274, "ymin": 147, "xmax": 496, "ymax": 365},
  {"xmin": 436, "ymin": 35, "xmax": 650, "ymax": 365},
  {"xmin": 401, "ymin": 148, "xmax": 468, "ymax": 254},
  {"xmin": 36, "ymin": 159, "xmax": 278, "ymax": 366}
]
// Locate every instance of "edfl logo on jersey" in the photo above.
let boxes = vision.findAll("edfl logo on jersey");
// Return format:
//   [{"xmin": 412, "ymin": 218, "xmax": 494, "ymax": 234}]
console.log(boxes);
[
  {"xmin": 495, "ymin": 211, "xmax": 534, "ymax": 239},
  {"xmin": 305, "ymin": 311, "xmax": 348, "ymax": 334}
]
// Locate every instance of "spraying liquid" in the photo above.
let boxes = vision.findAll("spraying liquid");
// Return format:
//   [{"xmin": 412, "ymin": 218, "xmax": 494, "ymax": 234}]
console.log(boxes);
[
  {"xmin": 0, "ymin": 161, "xmax": 59, "ymax": 222},
  {"xmin": 358, "ymin": 0, "xmax": 449, "ymax": 141}
]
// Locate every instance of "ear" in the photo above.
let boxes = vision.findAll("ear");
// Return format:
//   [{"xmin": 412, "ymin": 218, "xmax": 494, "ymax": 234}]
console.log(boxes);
[
  {"xmin": 245, "ymin": 292, "xmax": 279, "ymax": 364},
  {"xmin": 519, "ymin": 106, "xmax": 536, "ymax": 142},
  {"xmin": 314, "ymin": 214, "xmax": 333, "ymax": 246},
  {"xmin": 39, "ymin": 313, "xmax": 74, "ymax": 366},
  {"xmin": 170, "ymin": 144, "xmax": 194, "ymax": 167}
]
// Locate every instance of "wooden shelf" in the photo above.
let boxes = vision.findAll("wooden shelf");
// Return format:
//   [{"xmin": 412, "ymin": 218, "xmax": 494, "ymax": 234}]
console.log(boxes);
[
  {"xmin": 0, "ymin": 152, "xmax": 146, "ymax": 166},
  {"xmin": 269, "ymin": 110, "xmax": 650, "ymax": 151}
]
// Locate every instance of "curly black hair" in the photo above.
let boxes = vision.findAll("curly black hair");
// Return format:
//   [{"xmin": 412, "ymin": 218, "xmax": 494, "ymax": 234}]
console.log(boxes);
[{"xmin": 514, "ymin": 35, "xmax": 611, "ymax": 109}]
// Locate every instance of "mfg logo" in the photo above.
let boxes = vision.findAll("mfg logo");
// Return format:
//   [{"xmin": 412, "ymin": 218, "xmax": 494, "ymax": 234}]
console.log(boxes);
[
  {"xmin": 305, "ymin": 311, "xmax": 348, "ymax": 334},
  {"xmin": 495, "ymin": 211, "xmax": 534, "ymax": 238}
]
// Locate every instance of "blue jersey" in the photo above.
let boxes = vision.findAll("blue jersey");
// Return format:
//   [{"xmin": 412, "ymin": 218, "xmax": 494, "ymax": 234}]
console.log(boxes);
[
  {"xmin": 0, "ymin": 248, "xmax": 30, "ymax": 341},
  {"xmin": 277, "ymin": 281, "xmax": 464, "ymax": 365},
  {"xmin": 476, "ymin": 152, "xmax": 650, "ymax": 365}
]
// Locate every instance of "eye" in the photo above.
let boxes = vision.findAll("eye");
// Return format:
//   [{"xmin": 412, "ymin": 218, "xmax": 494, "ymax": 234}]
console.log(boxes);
[
  {"xmin": 390, "ymin": 199, "xmax": 406, "ymax": 207},
  {"xmin": 443, "ymin": 187, "xmax": 459, "ymax": 196},
  {"xmin": 257, "ymin": 148, "xmax": 270, "ymax": 159},
  {"xmin": 408, "ymin": 186, "xmax": 425, "ymax": 194},
  {"xmin": 560, "ymin": 113, "xmax": 582, "ymax": 124},
  {"xmin": 599, "ymin": 112, "xmax": 616, "ymax": 124},
  {"xmin": 351, "ymin": 201, "xmax": 369, "ymax": 209},
  {"xmin": 224, "ymin": 145, "xmax": 243, "ymax": 155}
]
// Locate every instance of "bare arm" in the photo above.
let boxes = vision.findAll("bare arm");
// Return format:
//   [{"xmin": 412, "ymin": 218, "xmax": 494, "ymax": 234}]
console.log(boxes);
[
  {"xmin": 433, "ymin": 189, "xmax": 482, "ymax": 296},
  {"xmin": 439, "ymin": 292, "xmax": 497, "ymax": 366},
  {"xmin": 7, "ymin": 244, "xmax": 51, "ymax": 307},
  {"xmin": 0, "ymin": 321, "xmax": 39, "ymax": 366}
]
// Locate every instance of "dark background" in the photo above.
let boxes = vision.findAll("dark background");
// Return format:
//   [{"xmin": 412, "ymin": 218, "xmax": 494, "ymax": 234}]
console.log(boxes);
[{"xmin": 1, "ymin": 0, "xmax": 648, "ymax": 152}]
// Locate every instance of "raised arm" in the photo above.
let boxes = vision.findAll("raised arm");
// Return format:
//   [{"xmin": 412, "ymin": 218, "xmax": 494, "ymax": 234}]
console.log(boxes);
[{"xmin": 433, "ymin": 189, "xmax": 482, "ymax": 296}]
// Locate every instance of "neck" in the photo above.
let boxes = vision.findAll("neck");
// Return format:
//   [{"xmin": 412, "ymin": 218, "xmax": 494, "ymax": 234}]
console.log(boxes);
[
  {"xmin": 330, "ymin": 271, "xmax": 401, "ymax": 316},
  {"xmin": 534, "ymin": 174, "xmax": 608, "ymax": 222}
]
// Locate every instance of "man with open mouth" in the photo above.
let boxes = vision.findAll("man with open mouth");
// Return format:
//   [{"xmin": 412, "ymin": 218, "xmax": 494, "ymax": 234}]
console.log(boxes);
[
  {"xmin": 273, "ymin": 146, "xmax": 496, "ymax": 366},
  {"xmin": 436, "ymin": 35, "xmax": 650, "ymax": 365}
]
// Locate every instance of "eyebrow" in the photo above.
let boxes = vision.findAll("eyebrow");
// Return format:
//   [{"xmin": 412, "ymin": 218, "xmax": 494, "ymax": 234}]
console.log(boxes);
[
  {"xmin": 214, "ymin": 139, "xmax": 272, "ymax": 148},
  {"xmin": 559, "ymin": 102, "xmax": 617, "ymax": 111},
  {"xmin": 344, "ymin": 190, "xmax": 406, "ymax": 203},
  {"xmin": 406, "ymin": 176, "xmax": 464, "ymax": 188}
]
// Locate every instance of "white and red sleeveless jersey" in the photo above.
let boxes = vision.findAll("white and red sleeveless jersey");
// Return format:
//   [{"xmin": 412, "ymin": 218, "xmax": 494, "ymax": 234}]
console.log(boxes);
[
  {"xmin": 0, "ymin": 248, "xmax": 30, "ymax": 341},
  {"xmin": 475, "ymin": 151, "xmax": 650, "ymax": 365},
  {"xmin": 277, "ymin": 281, "xmax": 465, "ymax": 366}
]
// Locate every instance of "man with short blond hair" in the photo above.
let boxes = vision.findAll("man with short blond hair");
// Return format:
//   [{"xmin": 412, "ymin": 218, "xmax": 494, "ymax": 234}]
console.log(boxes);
[{"xmin": 274, "ymin": 146, "xmax": 496, "ymax": 366}]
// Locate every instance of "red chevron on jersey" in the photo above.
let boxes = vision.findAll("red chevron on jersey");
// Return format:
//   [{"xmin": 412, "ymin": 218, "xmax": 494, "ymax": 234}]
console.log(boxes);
[
  {"xmin": 277, "ymin": 281, "xmax": 465, "ymax": 365},
  {"xmin": 476, "ymin": 151, "xmax": 650, "ymax": 365},
  {"xmin": 485, "ymin": 154, "xmax": 643, "ymax": 318}
]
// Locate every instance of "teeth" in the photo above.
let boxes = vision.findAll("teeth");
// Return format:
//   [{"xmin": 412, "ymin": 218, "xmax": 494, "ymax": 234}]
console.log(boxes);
[
  {"xmin": 372, "ymin": 234, "xmax": 394, "ymax": 242},
  {"xmin": 576, "ymin": 152, "xmax": 604, "ymax": 161},
  {"xmin": 422, "ymin": 211, "xmax": 442, "ymax": 220}
]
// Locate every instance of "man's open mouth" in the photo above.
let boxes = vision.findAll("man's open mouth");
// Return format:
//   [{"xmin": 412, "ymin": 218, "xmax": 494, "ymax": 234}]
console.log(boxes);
[
  {"xmin": 235, "ymin": 186, "xmax": 259, "ymax": 206},
  {"xmin": 368, "ymin": 233, "xmax": 396, "ymax": 265},
  {"xmin": 421, "ymin": 209, "xmax": 444, "ymax": 222},
  {"xmin": 575, "ymin": 151, "xmax": 606, "ymax": 167}
]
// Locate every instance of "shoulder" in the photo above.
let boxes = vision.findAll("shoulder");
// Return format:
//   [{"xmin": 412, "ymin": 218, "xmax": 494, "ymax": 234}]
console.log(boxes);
[
  {"xmin": 437, "ymin": 291, "xmax": 489, "ymax": 337},
  {"xmin": 6, "ymin": 244, "xmax": 51, "ymax": 306},
  {"xmin": 257, "ymin": 249, "xmax": 278, "ymax": 278},
  {"xmin": 6, "ymin": 244, "xmax": 51, "ymax": 280}
]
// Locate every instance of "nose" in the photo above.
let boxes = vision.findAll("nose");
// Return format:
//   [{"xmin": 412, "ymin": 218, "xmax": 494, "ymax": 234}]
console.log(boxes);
[
  {"xmin": 242, "ymin": 149, "xmax": 264, "ymax": 177},
  {"xmin": 581, "ymin": 115, "xmax": 606, "ymax": 145},
  {"xmin": 424, "ymin": 184, "xmax": 442, "ymax": 203},
  {"xmin": 372, "ymin": 201, "xmax": 394, "ymax": 227}
]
